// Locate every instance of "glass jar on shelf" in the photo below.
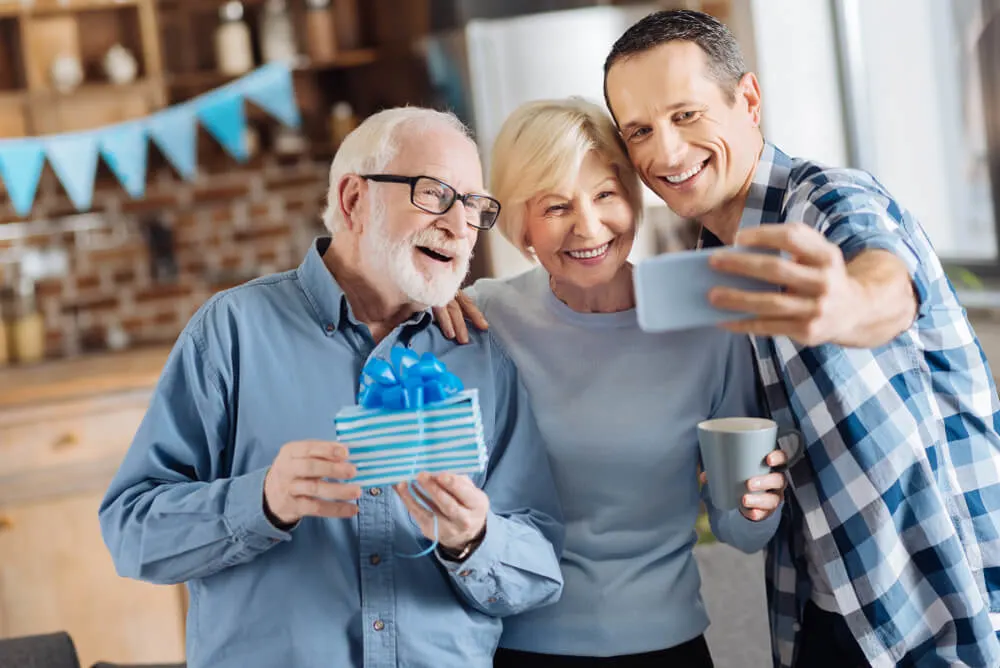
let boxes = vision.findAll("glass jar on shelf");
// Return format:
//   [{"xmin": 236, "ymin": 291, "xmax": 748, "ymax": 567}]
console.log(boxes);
[
  {"xmin": 329, "ymin": 101, "xmax": 358, "ymax": 148},
  {"xmin": 215, "ymin": 1, "xmax": 254, "ymax": 76},
  {"xmin": 305, "ymin": 0, "xmax": 338, "ymax": 64},
  {"xmin": 333, "ymin": 0, "xmax": 362, "ymax": 50},
  {"xmin": 259, "ymin": 0, "xmax": 298, "ymax": 64}
]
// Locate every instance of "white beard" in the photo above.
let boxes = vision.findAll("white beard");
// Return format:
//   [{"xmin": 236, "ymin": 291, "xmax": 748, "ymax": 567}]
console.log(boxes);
[{"xmin": 361, "ymin": 194, "xmax": 471, "ymax": 307}]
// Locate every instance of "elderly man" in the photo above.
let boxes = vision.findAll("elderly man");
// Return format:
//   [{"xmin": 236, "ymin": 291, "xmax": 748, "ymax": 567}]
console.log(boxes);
[
  {"xmin": 604, "ymin": 9, "xmax": 1000, "ymax": 668},
  {"xmin": 99, "ymin": 107, "xmax": 563, "ymax": 668}
]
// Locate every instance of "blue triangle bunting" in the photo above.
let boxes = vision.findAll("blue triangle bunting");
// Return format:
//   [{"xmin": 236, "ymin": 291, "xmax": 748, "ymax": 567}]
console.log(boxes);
[
  {"xmin": 44, "ymin": 133, "xmax": 99, "ymax": 212},
  {"xmin": 242, "ymin": 63, "xmax": 301, "ymax": 128},
  {"xmin": 0, "ymin": 65, "xmax": 301, "ymax": 216},
  {"xmin": 146, "ymin": 105, "xmax": 198, "ymax": 180},
  {"xmin": 100, "ymin": 122, "xmax": 148, "ymax": 199},
  {"xmin": 196, "ymin": 91, "xmax": 248, "ymax": 162},
  {"xmin": 0, "ymin": 140, "xmax": 46, "ymax": 217}
]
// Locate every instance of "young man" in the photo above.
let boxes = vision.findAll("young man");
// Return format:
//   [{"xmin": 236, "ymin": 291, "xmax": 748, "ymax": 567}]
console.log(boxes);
[
  {"xmin": 605, "ymin": 9, "xmax": 1000, "ymax": 668},
  {"xmin": 99, "ymin": 107, "xmax": 563, "ymax": 668}
]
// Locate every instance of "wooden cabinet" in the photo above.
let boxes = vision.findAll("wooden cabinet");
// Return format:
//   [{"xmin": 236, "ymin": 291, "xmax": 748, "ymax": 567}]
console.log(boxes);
[
  {"xmin": 0, "ymin": 348, "xmax": 184, "ymax": 667},
  {"xmin": 0, "ymin": 0, "xmax": 166, "ymax": 138},
  {"xmin": 0, "ymin": 491, "xmax": 186, "ymax": 667}
]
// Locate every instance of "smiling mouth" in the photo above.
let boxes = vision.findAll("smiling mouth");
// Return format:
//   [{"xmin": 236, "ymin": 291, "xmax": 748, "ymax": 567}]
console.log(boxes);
[
  {"xmin": 565, "ymin": 242, "xmax": 611, "ymax": 260},
  {"xmin": 416, "ymin": 246, "xmax": 453, "ymax": 263},
  {"xmin": 661, "ymin": 158, "xmax": 709, "ymax": 186}
]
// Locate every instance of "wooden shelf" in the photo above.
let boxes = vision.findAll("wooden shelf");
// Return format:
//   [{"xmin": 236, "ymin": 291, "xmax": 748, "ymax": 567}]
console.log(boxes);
[
  {"xmin": 29, "ymin": 78, "xmax": 156, "ymax": 100},
  {"xmin": 308, "ymin": 49, "xmax": 379, "ymax": 70},
  {"xmin": 0, "ymin": 0, "xmax": 140, "ymax": 18},
  {"xmin": 167, "ymin": 49, "xmax": 378, "ymax": 92},
  {"xmin": 32, "ymin": 79, "xmax": 159, "ymax": 133},
  {"xmin": 0, "ymin": 0, "xmax": 167, "ymax": 135},
  {"xmin": 0, "ymin": 79, "xmax": 158, "ymax": 101},
  {"xmin": 155, "ymin": 0, "xmax": 267, "ymax": 6}
]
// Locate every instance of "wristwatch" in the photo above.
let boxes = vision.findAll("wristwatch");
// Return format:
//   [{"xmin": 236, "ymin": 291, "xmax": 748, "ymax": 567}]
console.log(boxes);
[{"xmin": 438, "ymin": 526, "xmax": 487, "ymax": 562}]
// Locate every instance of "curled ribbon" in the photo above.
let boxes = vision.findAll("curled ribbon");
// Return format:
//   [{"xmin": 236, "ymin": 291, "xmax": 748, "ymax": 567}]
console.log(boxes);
[
  {"xmin": 356, "ymin": 346, "xmax": 464, "ymax": 559},
  {"xmin": 358, "ymin": 347, "xmax": 464, "ymax": 410}
]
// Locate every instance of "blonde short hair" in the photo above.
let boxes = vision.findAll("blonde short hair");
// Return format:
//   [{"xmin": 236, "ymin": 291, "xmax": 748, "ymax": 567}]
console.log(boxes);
[
  {"xmin": 321, "ymin": 107, "xmax": 473, "ymax": 234},
  {"xmin": 490, "ymin": 97, "xmax": 642, "ymax": 258}
]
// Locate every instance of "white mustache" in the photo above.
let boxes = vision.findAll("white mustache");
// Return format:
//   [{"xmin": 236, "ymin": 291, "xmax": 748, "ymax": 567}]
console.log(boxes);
[{"xmin": 409, "ymin": 229, "xmax": 470, "ymax": 260}]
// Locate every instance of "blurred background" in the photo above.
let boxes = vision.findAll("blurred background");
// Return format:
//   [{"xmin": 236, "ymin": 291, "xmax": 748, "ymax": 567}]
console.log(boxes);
[{"xmin": 0, "ymin": 0, "xmax": 998, "ymax": 666}]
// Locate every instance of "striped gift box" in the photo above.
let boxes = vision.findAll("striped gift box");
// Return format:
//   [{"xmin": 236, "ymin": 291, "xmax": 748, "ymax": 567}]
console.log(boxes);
[{"xmin": 334, "ymin": 389, "xmax": 488, "ymax": 489}]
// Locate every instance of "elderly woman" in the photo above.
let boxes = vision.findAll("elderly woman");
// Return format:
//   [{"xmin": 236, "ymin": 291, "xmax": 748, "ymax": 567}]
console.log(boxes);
[{"xmin": 436, "ymin": 98, "xmax": 785, "ymax": 668}]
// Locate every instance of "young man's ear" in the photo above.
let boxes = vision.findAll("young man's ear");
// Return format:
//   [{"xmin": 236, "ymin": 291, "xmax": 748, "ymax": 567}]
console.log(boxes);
[
  {"xmin": 338, "ymin": 174, "xmax": 366, "ymax": 231},
  {"xmin": 737, "ymin": 72, "xmax": 762, "ymax": 127}
]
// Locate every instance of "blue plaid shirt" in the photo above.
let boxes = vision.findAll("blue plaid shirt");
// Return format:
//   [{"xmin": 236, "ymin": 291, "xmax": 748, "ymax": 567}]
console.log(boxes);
[{"xmin": 705, "ymin": 143, "xmax": 1000, "ymax": 667}]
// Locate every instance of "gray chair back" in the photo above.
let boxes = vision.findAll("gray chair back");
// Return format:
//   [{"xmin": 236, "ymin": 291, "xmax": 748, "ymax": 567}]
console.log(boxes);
[
  {"xmin": 0, "ymin": 632, "xmax": 80, "ymax": 668},
  {"xmin": 91, "ymin": 663, "xmax": 186, "ymax": 668}
]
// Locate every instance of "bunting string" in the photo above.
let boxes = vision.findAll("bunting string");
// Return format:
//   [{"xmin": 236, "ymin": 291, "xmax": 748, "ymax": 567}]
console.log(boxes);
[{"xmin": 0, "ymin": 63, "xmax": 301, "ymax": 216}]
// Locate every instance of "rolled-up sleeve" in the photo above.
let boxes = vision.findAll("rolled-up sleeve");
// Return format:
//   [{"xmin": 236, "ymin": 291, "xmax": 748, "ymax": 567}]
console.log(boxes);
[
  {"xmin": 99, "ymin": 309, "xmax": 288, "ymax": 585},
  {"xmin": 439, "ymin": 335, "xmax": 564, "ymax": 616},
  {"xmin": 789, "ymin": 176, "xmax": 931, "ymax": 316}
]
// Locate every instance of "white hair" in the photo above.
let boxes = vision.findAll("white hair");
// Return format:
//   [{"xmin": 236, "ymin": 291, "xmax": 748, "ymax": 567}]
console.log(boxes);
[{"xmin": 321, "ymin": 107, "xmax": 473, "ymax": 234}]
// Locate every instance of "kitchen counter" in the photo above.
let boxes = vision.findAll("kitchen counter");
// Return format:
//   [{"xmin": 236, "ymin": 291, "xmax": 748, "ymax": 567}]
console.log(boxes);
[
  {"xmin": 0, "ymin": 346, "xmax": 171, "ymax": 410},
  {"xmin": 0, "ymin": 343, "xmax": 186, "ymax": 668}
]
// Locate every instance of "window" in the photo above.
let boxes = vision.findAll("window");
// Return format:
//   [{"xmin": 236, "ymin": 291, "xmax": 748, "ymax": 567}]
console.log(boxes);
[{"xmin": 835, "ymin": 0, "xmax": 999, "ymax": 262}]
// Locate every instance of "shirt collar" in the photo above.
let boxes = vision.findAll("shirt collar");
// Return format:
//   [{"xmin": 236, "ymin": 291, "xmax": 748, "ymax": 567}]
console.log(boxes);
[
  {"xmin": 739, "ymin": 141, "xmax": 794, "ymax": 229},
  {"xmin": 698, "ymin": 141, "xmax": 794, "ymax": 248},
  {"xmin": 296, "ymin": 236, "xmax": 433, "ymax": 334}
]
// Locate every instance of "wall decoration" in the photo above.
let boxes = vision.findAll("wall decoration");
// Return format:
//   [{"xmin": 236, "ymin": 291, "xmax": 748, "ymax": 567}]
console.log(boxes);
[{"xmin": 0, "ymin": 63, "xmax": 301, "ymax": 217}]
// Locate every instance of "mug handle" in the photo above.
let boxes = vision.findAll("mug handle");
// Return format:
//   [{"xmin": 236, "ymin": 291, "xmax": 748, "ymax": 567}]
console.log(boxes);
[{"xmin": 770, "ymin": 427, "xmax": 805, "ymax": 472}]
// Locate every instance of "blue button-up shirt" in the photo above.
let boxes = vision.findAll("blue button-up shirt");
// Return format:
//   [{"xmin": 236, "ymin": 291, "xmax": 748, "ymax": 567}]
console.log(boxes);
[{"xmin": 99, "ymin": 238, "xmax": 564, "ymax": 668}]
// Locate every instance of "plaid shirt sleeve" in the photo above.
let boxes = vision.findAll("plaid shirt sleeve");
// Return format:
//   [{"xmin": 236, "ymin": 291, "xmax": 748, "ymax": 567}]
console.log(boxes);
[{"xmin": 783, "ymin": 171, "xmax": 932, "ymax": 312}]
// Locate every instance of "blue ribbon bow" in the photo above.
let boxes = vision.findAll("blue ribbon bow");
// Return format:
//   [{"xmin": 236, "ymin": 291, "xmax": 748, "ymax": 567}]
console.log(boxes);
[
  {"xmin": 358, "ymin": 347, "xmax": 464, "ymax": 410},
  {"xmin": 355, "ymin": 346, "xmax": 464, "ymax": 559}
]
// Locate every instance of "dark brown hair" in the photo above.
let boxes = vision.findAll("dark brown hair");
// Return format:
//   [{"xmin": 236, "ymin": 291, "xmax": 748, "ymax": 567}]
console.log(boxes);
[{"xmin": 603, "ymin": 9, "xmax": 746, "ymax": 116}]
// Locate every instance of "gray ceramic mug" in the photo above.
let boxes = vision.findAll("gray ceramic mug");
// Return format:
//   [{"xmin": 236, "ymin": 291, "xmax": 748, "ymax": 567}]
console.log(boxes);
[{"xmin": 697, "ymin": 417, "xmax": 804, "ymax": 511}]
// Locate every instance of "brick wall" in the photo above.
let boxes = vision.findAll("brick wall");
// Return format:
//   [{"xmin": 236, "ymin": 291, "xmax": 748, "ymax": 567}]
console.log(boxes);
[{"xmin": 0, "ymin": 152, "xmax": 330, "ymax": 360}]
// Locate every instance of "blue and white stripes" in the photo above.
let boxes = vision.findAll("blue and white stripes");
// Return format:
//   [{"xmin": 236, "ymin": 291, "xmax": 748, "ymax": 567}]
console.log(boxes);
[{"xmin": 335, "ymin": 390, "xmax": 488, "ymax": 488}]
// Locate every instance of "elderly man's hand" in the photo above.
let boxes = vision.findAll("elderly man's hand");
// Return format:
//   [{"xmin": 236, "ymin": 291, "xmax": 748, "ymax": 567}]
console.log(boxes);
[
  {"xmin": 263, "ymin": 440, "xmax": 361, "ymax": 528},
  {"xmin": 396, "ymin": 472, "xmax": 489, "ymax": 554},
  {"xmin": 707, "ymin": 222, "xmax": 862, "ymax": 346}
]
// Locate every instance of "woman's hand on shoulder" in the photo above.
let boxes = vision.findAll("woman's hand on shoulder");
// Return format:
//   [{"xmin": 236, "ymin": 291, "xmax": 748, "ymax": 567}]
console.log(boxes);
[{"xmin": 432, "ymin": 291, "xmax": 489, "ymax": 344}]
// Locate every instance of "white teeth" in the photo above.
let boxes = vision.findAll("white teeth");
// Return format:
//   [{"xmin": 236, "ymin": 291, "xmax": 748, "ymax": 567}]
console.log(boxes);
[
  {"xmin": 567, "ymin": 243, "xmax": 610, "ymax": 259},
  {"xmin": 665, "ymin": 162, "xmax": 705, "ymax": 184}
]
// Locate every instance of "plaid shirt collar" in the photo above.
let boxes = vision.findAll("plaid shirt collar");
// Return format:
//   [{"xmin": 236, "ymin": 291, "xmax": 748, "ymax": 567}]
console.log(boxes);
[
  {"xmin": 698, "ymin": 141, "xmax": 792, "ymax": 249},
  {"xmin": 739, "ymin": 141, "xmax": 792, "ymax": 227}
]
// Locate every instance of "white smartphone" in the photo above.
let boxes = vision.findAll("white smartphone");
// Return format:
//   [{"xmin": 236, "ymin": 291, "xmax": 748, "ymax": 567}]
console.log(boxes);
[{"xmin": 634, "ymin": 247, "xmax": 779, "ymax": 333}]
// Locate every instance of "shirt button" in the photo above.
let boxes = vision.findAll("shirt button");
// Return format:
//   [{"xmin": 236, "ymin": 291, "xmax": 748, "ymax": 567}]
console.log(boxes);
[
  {"xmin": 458, "ymin": 569, "xmax": 472, "ymax": 577},
  {"xmin": 369, "ymin": 487, "xmax": 382, "ymax": 496},
  {"xmin": 487, "ymin": 597, "xmax": 497, "ymax": 604},
  {"xmin": 792, "ymin": 622, "xmax": 801, "ymax": 632},
  {"xmin": 373, "ymin": 620, "xmax": 385, "ymax": 632},
  {"xmin": 370, "ymin": 554, "xmax": 382, "ymax": 566},
  {"xmin": 325, "ymin": 323, "xmax": 335, "ymax": 333}
]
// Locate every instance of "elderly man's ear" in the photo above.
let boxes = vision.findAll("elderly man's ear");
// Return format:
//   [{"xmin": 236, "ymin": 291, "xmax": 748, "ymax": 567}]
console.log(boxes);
[{"xmin": 338, "ymin": 174, "xmax": 366, "ymax": 232}]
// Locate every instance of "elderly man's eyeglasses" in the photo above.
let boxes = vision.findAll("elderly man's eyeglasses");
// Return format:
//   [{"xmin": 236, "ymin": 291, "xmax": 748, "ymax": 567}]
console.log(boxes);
[{"xmin": 361, "ymin": 174, "xmax": 501, "ymax": 230}]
